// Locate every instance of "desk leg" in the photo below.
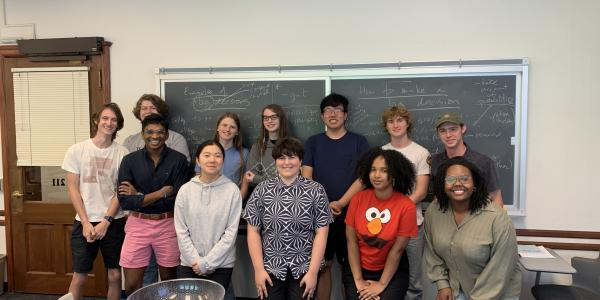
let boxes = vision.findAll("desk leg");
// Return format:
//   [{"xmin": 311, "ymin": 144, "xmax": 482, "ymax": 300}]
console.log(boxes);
[{"xmin": 535, "ymin": 271, "xmax": 541, "ymax": 285}]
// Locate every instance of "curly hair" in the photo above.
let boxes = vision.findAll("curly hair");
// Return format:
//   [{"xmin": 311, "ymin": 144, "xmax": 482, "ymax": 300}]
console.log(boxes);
[
  {"xmin": 433, "ymin": 157, "xmax": 490, "ymax": 213},
  {"xmin": 355, "ymin": 147, "xmax": 415, "ymax": 195},
  {"xmin": 91, "ymin": 103, "xmax": 124, "ymax": 141},
  {"xmin": 382, "ymin": 105, "xmax": 413, "ymax": 135},
  {"xmin": 132, "ymin": 94, "xmax": 170, "ymax": 120}
]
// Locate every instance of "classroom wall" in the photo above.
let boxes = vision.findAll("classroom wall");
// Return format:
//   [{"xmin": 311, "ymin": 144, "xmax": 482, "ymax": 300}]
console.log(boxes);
[{"xmin": 2, "ymin": 0, "xmax": 598, "ymax": 262}]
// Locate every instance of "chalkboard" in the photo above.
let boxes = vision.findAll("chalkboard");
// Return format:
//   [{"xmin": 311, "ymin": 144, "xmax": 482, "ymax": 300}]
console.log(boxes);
[
  {"xmin": 164, "ymin": 80, "xmax": 326, "ymax": 154},
  {"xmin": 332, "ymin": 75, "xmax": 517, "ymax": 205},
  {"xmin": 158, "ymin": 62, "xmax": 526, "ymax": 210}
]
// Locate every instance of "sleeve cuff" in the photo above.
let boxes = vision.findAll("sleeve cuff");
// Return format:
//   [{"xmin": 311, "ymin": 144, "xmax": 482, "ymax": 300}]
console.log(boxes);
[
  {"xmin": 435, "ymin": 279, "xmax": 451, "ymax": 290},
  {"xmin": 199, "ymin": 257, "xmax": 211, "ymax": 273}
]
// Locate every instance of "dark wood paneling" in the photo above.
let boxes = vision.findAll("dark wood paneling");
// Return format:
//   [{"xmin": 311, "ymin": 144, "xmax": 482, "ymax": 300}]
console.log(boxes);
[{"xmin": 26, "ymin": 224, "xmax": 55, "ymax": 272}]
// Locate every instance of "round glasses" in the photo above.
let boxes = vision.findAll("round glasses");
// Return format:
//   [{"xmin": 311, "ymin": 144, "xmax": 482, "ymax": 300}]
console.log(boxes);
[{"xmin": 444, "ymin": 175, "xmax": 471, "ymax": 185}]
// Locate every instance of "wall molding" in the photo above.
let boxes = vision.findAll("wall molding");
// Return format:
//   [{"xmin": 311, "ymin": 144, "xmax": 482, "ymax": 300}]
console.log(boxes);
[{"xmin": 517, "ymin": 229, "xmax": 600, "ymax": 251}]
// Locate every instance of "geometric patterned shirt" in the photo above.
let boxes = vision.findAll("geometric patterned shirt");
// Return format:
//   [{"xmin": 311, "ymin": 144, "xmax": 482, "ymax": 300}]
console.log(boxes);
[{"xmin": 243, "ymin": 175, "xmax": 333, "ymax": 280}]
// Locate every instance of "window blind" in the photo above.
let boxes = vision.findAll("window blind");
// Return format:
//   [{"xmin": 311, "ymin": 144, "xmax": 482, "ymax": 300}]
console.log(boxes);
[{"xmin": 12, "ymin": 67, "xmax": 90, "ymax": 166}]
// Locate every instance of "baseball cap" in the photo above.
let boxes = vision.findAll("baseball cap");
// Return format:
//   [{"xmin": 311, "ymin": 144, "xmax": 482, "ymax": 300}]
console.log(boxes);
[{"xmin": 435, "ymin": 112, "xmax": 464, "ymax": 128}]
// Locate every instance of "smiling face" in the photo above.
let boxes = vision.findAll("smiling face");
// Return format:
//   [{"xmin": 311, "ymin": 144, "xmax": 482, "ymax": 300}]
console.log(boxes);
[
  {"xmin": 437, "ymin": 122, "xmax": 466, "ymax": 150},
  {"xmin": 321, "ymin": 105, "xmax": 347, "ymax": 130},
  {"xmin": 369, "ymin": 156, "xmax": 392, "ymax": 192},
  {"xmin": 95, "ymin": 107, "xmax": 118, "ymax": 137},
  {"xmin": 385, "ymin": 116, "xmax": 409, "ymax": 138},
  {"xmin": 197, "ymin": 144, "xmax": 224, "ymax": 177},
  {"xmin": 444, "ymin": 164, "xmax": 474, "ymax": 205},
  {"xmin": 276, "ymin": 154, "xmax": 301, "ymax": 183},
  {"xmin": 139, "ymin": 100, "xmax": 160, "ymax": 121},
  {"xmin": 142, "ymin": 123, "xmax": 168, "ymax": 151},
  {"xmin": 217, "ymin": 117, "xmax": 239, "ymax": 144},
  {"xmin": 262, "ymin": 108, "xmax": 280, "ymax": 134}
]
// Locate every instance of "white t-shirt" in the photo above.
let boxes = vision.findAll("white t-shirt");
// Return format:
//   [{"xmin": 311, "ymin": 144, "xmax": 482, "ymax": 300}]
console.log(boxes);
[
  {"xmin": 62, "ymin": 139, "xmax": 129, "ymax": 222},
  {"xmin": 122, "ymin": 129, "xmax": 190, "ymax": 162},
  {"xmin": 382, "ymin": 141, "xmax": 430, "ymax": 225}
]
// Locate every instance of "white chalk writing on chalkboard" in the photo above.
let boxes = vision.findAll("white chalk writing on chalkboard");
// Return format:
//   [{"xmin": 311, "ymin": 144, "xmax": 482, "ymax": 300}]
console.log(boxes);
[
  {"xmin": 165, "ymin": 79, "xmax": 327, "ymax": 154},
  {"xmin": 332, "ymin": 75, "xmax": 517, "ymax": 205}
]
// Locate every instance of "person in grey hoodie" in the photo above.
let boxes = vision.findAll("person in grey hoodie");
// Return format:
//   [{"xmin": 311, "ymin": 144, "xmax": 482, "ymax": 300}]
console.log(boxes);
[{"xmin": 174, "ymin": 140, "xmax": 243, "ymax": 290}]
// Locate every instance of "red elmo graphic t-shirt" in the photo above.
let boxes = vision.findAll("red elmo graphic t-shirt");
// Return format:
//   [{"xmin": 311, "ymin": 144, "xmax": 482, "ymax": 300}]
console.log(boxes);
[{"xmin": 345, "ymin": 189, "xmax": 417, "ymax": 271}]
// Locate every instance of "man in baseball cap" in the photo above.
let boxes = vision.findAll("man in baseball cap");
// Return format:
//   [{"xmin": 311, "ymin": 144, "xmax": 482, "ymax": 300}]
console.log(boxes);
[{"xmin": 430, "ymin": 111, "xmax": 504, "ymax": 207}]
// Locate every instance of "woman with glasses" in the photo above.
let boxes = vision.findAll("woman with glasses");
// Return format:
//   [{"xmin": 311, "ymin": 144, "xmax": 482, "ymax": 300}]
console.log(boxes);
[
  {"xmin": 243, "ymin": 137, "xmax": 333, "ymax": 300},
  {"xmin": 424, "ymin": 157, "xmax": 521, "ymax": 300},
  {"xmin": 344, "ymin": 147, "xmax": 417, "ymax": 300},
  {"xmin": 244, "ymin": 104, "xmax": 289, "ymax": 193}
]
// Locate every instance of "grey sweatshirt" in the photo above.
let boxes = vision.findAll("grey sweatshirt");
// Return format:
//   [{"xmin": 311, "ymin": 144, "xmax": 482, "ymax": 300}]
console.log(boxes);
[{"xmin": 174, "ymin": 174, "xmax": 242, "ymax": 273}]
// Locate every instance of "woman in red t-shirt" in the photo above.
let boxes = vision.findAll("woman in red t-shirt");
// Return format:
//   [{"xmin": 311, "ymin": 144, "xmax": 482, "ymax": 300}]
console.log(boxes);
[{"xmin": 345, "ymin": 147, "xmax": 418, "ymax": 300}]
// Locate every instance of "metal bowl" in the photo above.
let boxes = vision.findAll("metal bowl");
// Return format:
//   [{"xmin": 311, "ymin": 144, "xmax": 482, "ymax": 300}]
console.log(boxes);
[{"xmin": 127, "ymin": 278, "xmax": 225, "ymax": 300}]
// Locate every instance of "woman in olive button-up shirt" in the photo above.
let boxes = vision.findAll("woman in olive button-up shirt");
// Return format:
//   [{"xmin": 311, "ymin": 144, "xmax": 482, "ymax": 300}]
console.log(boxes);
[{"xmin": 424, "ymin": 157, "xmax": 521, "ymax": 300}]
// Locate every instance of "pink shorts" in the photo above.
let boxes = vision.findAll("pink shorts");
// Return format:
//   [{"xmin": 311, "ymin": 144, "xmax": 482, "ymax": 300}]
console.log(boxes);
[{"xmin": 119, "ymin": 215, "xmax": 180, "ymax": 268}]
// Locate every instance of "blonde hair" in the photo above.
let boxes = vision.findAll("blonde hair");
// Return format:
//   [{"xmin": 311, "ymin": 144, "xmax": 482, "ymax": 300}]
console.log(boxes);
[
  {"xmin": 382, "ymin": 105, "xmax": 413, "ymax": 135},
  {"xmin": 213, "ymin": 112, "xmax": 245, "ymax": 182}
]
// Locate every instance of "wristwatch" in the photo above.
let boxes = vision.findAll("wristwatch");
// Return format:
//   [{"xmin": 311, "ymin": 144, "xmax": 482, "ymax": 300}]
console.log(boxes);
[{"xmin": 104, "ymin": 215, "xmax": 114, "ymax": 223}]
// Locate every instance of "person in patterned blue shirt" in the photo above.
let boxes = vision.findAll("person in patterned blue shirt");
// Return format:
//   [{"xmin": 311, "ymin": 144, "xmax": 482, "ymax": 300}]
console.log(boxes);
[{"xmin": 243, "ymin": 137, "xmax": 333, "ymax": 300}]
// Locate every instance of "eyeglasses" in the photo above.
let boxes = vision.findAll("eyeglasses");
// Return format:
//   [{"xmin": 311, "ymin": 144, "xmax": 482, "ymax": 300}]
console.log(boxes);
[
  {"xmin": 323, "ymin": 107, "xmax": 344, "ymax": 115},
  {"xmin": 143, "ymin": 129, "xmax": 166, "ymax": 135},
  {"xmin": 262, "ymin": 114, "xmax": 279, "ymax": 121},
  {"xmin": 444, "ymin": 175, "xmax": 471, "ymax": 185}
]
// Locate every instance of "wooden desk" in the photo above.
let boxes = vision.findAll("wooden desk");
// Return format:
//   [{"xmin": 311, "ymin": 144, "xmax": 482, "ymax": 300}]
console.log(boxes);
[{"xmin": 519, "ymin": 248, "xmax": 576, "ymax": 285}]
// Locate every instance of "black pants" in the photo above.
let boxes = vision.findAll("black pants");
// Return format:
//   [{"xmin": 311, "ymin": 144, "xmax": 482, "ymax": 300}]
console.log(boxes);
[
  {"xmin": 266, "ymin": 269, "xmax": 316, "ymax": 300},
  {"xmin": 71, "ymin": 218, "xmax": 125, "ymax": 273},
  {"xmin": 342, "ymin": 258, "xmax": 409, "ymax": 300},
  {"xmin": 176, "ymin": 265, "xmax": 233, "ymax": 292}
]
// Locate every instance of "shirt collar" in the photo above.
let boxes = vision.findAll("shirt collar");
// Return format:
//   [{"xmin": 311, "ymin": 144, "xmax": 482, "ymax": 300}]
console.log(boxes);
[
  {"xmin": 142, "ymin": 145, "xmax": 169, "ymax": 160},
  {"xmin": 443, "ymin": 142, "xmax": 472, "ymax": 159},
  {"xmin": 275, "ymin": 174, "xmax": 304, "ymax": 188}
]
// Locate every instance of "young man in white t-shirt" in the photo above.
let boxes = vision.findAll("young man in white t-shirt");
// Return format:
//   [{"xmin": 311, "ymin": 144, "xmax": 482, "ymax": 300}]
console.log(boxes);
[
  {"xmin": 62, "ymin": 103, "xmax": 129, "ymax": 300},
  {"xmin": 380, "ymin": 106, "xmax": 430, "ymax": 300}
]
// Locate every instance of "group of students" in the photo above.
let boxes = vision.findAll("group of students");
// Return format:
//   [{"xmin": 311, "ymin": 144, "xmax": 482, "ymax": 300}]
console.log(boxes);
[{"xmin": 62, "ymin": 92, "xmax": 521, "ymax": 300}]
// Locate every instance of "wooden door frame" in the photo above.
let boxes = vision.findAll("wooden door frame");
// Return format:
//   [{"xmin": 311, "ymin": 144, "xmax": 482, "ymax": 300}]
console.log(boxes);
[{"xmin": 0, "ymin": 42, "xmax": 111, "ymax": 292}]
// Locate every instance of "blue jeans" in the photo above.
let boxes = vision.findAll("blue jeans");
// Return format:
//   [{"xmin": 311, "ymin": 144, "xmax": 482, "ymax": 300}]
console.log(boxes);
[{"xmin": 404, "ymin": 225, "xmax": 424, "ymax": 300}]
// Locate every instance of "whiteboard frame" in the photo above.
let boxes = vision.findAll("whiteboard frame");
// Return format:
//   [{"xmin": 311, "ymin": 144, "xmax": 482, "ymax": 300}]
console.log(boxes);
[{"xmin": 156, "ymin": 59, "xmax": 529, "ymax": 215}]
